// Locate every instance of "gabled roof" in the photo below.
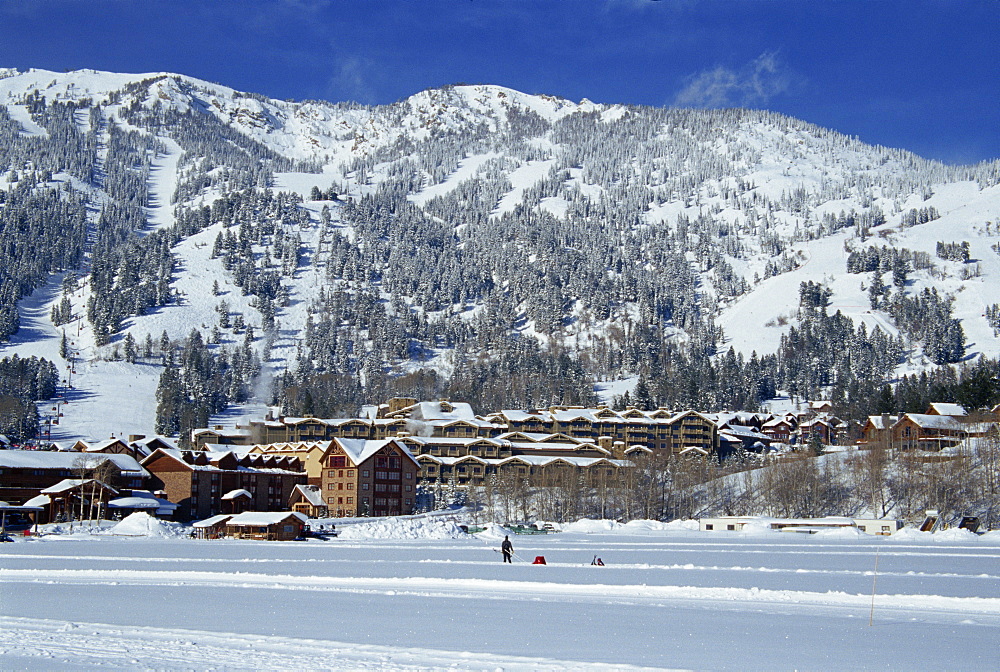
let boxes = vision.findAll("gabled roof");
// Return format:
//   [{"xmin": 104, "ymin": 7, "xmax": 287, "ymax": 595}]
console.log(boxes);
[
  {"xmin": 927, "ymin": 403, "xmax": 967, "ymax": 417},
  {"xmin": 334, "ymin": 438, "xmax": 419, "ymax": 467},
  {"xmin": 864, "ymin": 415, "xmax": 898, "ymax": 430},
  {"xmin": 897, "ymin": 414, "xmax": 966, "ymax": 431},
  {"xmin": 290, "ymin": 484, "xmax": 325, "ymax": 507},
  {"xmin": 80, "ymin": 437, "xmax": 131, "ymax": 453}
]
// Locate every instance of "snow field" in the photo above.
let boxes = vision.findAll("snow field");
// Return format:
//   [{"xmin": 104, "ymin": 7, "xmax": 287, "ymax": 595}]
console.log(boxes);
[{"xmin": 2, "ymin": 529, "xmax": 999, "ymax": 670}]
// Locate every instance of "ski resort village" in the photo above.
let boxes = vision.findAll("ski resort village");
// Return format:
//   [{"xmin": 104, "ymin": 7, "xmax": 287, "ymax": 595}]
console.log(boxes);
[{"xmin": 2, "ymin": 12, "xmax": 1000, "ymax": 667}]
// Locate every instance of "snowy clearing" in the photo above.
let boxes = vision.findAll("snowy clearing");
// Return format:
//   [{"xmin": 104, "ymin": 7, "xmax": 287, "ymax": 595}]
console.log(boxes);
[{"xmin": 2, "ymin": 528, "xmax": 999, "ymax": 670}]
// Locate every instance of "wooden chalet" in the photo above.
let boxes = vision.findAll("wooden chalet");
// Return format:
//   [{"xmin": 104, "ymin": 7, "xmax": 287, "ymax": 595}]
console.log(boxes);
[
  {"xmin": 223, "ymin": 511, "xmax": 308, "ymax": 541},
  {"xmin": 891, "ymin": 413, "xmax": 967, "ymax": 451}
]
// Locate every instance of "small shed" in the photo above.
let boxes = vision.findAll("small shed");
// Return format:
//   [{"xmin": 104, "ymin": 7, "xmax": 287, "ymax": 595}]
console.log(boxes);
[
  {"xmin": 289, "ymin": 484, "xmax": 328, "ymax": 518},
  {"xmin": 223, "ymin": 511, "xmax": 308, "ymax": 541},
  {"xmin": 192, "ymin": 514, "xmax": 233, "ymax": 539},
  {"xmin": 221, "ymin": 489, "xmax": 253, "ymax": 514}
]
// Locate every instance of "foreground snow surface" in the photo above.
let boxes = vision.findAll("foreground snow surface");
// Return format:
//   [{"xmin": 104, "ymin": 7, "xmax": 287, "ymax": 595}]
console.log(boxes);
[{"xmin": 2, "ymin": 530, "xmax": 1000, "ymax": 670}]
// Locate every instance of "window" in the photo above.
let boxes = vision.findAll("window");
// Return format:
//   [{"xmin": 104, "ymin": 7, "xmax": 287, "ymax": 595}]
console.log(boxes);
[
  {"xmin": 362, "ymin": 483, "xmax": 369, "ymax": 490},
  {"xmin": 329, "ymin": 456, "xmax": 346, "ymax": 467},
  {"xmin": 338, "ymin": 497, "xmax": 343, "ymax": 504},
  {"xmin": 362, "ymin": 470, "xmax": 370, "ymax": 477},
  {"xmin": 347, "ymin": 497, "xmax": 353, "ymax": 504},
  {"xmin": 327, "ymin": 497, "xmax": 336, "ymax": 504},
  {"xmin": 338, "ymin": 483, "xmax": 344, "ymax": 490},
  {"xmin": 347, "ymin": 470, "xmax": 354, "ymax": 477},
  {"xmin": 338, "ymin": 470, "xmax": 344, "ymax": 477},
  {"xmin": 405, "ymin": 484, "xmax": 411, "ymax": 492},
  {"xmin": 705, "ymin": 524, "xmax": 714, "ymax": 530},
  {"xmin": 327, "ymin": 483, "xmax": 336, "ymax": 490},
  {"xmin": 347, "ymin": 483, "xmax": 353, "ymax": 490},
  {"xmin": 726, "ymin": 524, "xmax": 735, "ymax": 531}
]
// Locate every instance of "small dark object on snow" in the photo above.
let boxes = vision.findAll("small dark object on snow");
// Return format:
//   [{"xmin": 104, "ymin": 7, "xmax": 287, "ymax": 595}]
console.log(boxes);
[{"xmin": 501, "ymin": 535, "xmax": 513, "ymax": 563}]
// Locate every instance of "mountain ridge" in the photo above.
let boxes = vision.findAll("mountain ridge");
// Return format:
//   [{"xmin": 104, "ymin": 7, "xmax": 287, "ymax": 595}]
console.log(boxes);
[{"xmin": 0, "ymin": 67, "xmax": 998, "ymax": 443}]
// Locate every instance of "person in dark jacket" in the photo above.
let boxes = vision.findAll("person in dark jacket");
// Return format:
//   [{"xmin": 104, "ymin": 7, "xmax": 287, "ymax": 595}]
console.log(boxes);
[{"xmin": 501, "ymin": 535, "xmax": 513, "ymax": 563}]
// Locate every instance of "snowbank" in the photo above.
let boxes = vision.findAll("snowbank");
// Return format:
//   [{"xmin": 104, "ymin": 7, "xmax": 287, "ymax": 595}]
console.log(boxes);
[
  {"xmin": 472, "ymin": 522, "xmax": 514, "ymax": 540},
  {"xmin": 337, "ymin": 517, "xmax": 467, "ymax": 540},
  {"xmin": 107, "ymin": 512, "xmax": 189, "ymax": 538},
  {"xmin": 888, "ymin": 526, "xmax": 983, "ymax": 543},
  {"xmin": 560, "ymin": 518, "xmax": 699, "ymax": 534}
]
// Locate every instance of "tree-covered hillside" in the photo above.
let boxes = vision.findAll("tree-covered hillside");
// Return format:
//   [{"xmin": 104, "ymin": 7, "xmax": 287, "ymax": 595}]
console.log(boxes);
[{"xmin": 0, "ymin": 69, "xmax": 998, "ymax": 441}]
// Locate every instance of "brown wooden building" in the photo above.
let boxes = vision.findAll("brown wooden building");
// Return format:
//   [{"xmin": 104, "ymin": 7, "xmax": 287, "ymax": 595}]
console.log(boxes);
[
  {"xmin": 141, "ymin": 448, "xmax": 305, "ymax": 521},
  {"xmin": 0, "ymin": 450, "xmax": 148, "ymax": 507},
  {"xmin": 319, "ymin": 438, "xmax": 419, "ymax": 517}
]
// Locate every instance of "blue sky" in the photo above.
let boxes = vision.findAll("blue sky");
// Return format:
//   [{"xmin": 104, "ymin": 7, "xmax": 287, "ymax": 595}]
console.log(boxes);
[{"xmin": 2, "ymin": 0, "xmax": 997, "ymax": 164}]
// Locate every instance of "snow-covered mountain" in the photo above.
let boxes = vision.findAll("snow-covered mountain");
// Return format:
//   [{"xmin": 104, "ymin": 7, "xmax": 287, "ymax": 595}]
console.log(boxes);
[{"xmin": 0, "ymin": 67, "xmax": 998, "ymax": 443}]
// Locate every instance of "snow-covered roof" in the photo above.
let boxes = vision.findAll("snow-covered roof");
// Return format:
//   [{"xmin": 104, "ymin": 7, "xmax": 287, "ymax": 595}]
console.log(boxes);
[
  {"xmin": 40, "ymin": 478, "xmax": 118, "ymax": 495},
  {"xmin": 194, "ymin": 427, "xmax": 253, "ymax": 437},
  {"xmin": 927, "ymin": 403, "xmax": 967, "ymax": 417},
  {"xmin": 400, "ymin": 436, "xmax": 492, "ymax": 447},
  {"xmin": 145, "ymin": 448, "xmax": 302, "ymax": 474},
  {"xmin": 291, "ymin": 484, "xmax": 324, "ymax": 507},
  {"xmin": 192, "ymin": 514, "xmax": 233, "ymax": 528},
  {"xmin": 0, "ymin": 450, "xmax": 148, "ymax": 476},
  {"xmin": 23, "ymin": 495, "xmax": 50, "ymax": 508},
  {"xmin": 224, "ymin": 511, "xmax": 308, "ymax": 526},
  {"xmin": 418, "ymin": 454, "xmax": 631, "ymax": 468},
  {"xmin": 406, "ymin": 401, "xmax": 477, "ymax": 422},
  {"xmin": 221, "ymin": 489, "xmax": 252, "ymax": 500},
  {"xmin": 335, "ymin": 438, "xmax": 419, "ymax": 467},
  {"xmin": 201, "ymin": 443, "xmax": 255, "ymax": 456},
  {"xmin": 495, "ymin": 431, "xmax": 580, "ymax": 443},
  {"xmin": 107, "ymin": 497, "xmax": 159, "ymax": 509},
  {"xmin": 81, "ymin": 438, "xmax": 128, "ymax": 453},
  {"xmin": 865, "ymin": 415, "xmax": 898, "ymax": 430},
  {"xmin": 107, "ymin": 490, "xmax": 178, "ymax": 512},
  {"xmin": 900, "ymin": 414, "xmax": 966, "ymax": 431},
  {"xmin": 721, "ymin": 426, "xmax": 772, "ymax": 441}
]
